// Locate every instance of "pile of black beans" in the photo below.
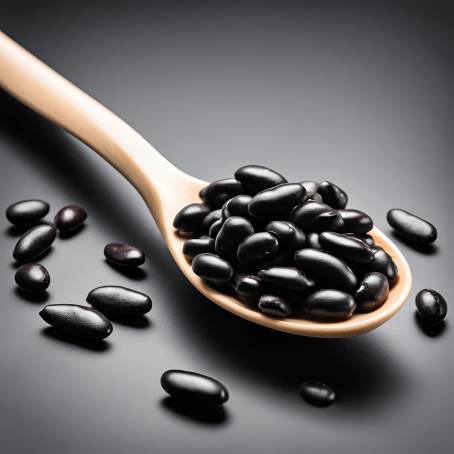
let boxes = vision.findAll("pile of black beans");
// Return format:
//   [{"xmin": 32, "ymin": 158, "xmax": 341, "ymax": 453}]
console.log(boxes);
[{"xmin": 174, "ymin": 165, "xmax": 398, "ymax": 321}]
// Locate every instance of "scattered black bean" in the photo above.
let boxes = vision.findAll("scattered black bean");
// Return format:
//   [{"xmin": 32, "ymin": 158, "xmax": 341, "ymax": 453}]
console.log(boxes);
[
  {"xmin": 319, "ymin": 231, "xmax": 374, "ymax": 264},
  {"xmin": 104, "ymin": 243, "xmax": 145, "ymax": 267},
  {"xmin": 234, "ymin": 165, "xmax": 287, "ymax": 195},
  {"xmin": 258, "ymin": 294, "xmax": 292, "ymax": 317},
  {"xmin": 87, "ymin": 285, "xmax": 152, "ymax": 315},
  {"xmin": 183, "ymin": 237, "xmax": 215, "ymax": 259},
  {"xmin": 303, "ymin": 289, "xmax": 356, "ymax": 321},
  {"xmin": 337, "ymin": 209, "xmax": 373, "ymax": 234},
  {"xmin": 415, "ymin": 289, "xmax": 447, "ymax": 323},
  {"xmin": 237, "ymin": 232, "xmax": 279, "ymax": 265},
  {"xmin": 54, "ymin": 205, "xmax": 87, "ymax": 232},
  {"xmin": 173, "ymin": 203, "xmax": 211, "ymax": 235},
  {"xmin": 387, "ymin": 208, "xmax": 437, "ymax": 244},
  {"xmin": 299, "ymin": 381, "xmax": 336, "ymax": 406},
  {"xmin": 6, "ymin": 199, "xmax": 50, "ymax": 226},
  {"xmin": 265, "ymin": 220, "xmax": 306, "ymax": 251},
  {"xmin": 13, "ymin": 224, "xmax": 57, "ymax": 262},
  {"xmin": 355, "ymin": 272, "xmax": 389, "ymax": 313},
  {"xmin": 258, "ymin": 267, "xmax": 314, "ymax": 291},
  {"xmin": 14, "ymin": 263, "xmax": 50, "ymax": 293},
  {"xmin": 289, "ymin": 201, "xmax": 343, "ymax": 232},
  {"xmin": 317, "ymin": 181, "xmax": 348, "ymax": 209},
  {"xmin": 215, "ymin": 216, "xmax": 254, "ymax": 257},
  {"xmin": 192, "ymin": 253, "xmax": 233, "ymax": 282},
  {"xmin": 199, "ymin": 178, "xmax": 243, "ymax": 208},
  {"xmin": 161, "ymin": 370, "xmax": 229, "ymax": 406}
]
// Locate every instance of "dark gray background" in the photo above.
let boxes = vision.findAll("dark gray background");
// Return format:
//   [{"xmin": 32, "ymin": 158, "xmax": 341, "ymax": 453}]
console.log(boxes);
[{"xmin": 1, "ymin": 1, "xmax": 453, "ymax": 453}]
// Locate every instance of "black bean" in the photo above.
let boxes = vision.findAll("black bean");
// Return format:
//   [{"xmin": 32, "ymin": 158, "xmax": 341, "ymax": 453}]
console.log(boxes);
[
  {"xmin": 173, "ymin": 203, "xmax": 211, "ymax": 235},
  {"xmin": 303, "ymin": 289, "xmax": 356, "ymax": 321},
  {"xmin": 337, "ymin": 209, "xmax": 373, "ymax": 234},
  {"xmin": 202, "ymin": 209, "xmax": 222, "ymax": 230},
  {"xmin": 300, "ymin": 181, "xmax": 319, "ymax": 201},
  {"xmin": 199, "ymin": 178, "xmax": 244, "ymax": 208},
  {"xmin": 415, "ymin": 289, "xmax": 447, "ymax": 323},
  {"xmin": 86, "ymin": 285, "xmax": 152, "ymax": 315},
  {"xmin": 344, "ymin": 233, "xmax": 375, "ymax": 247},
  {"xmin": 13, "ymin": 224, "xmax": 57, "ymax": 262},
  {"xmin": 183, "ymin": 237, "xmax": 215, "ymax": 259},
  {"xmin": 319, "ymin": 232, "xmax": 374, "ymax": 264},
  {"xmin": 307, "ymin": 192, "xmax": 323, "ymax": 203},
  {"xmin": 248, "ymin": 183, "xmax": 305, "ymax": 219},
  {"xmin": 234, "ymin": 165, "xmax": 287, "ymax": 195},
  {"xmin": 355, "ymin": 272, "xmax": 389, "ymax": 313},
  {"xmin": 54, "ymin": 205, "xmax": 87, "ymax": 232},
  {"xmin": 258, "ymin": 267, "xmax": 314, "ymax": 291},
  {"xmin": 232, "ymin": 274, "xmax": 263, "ymax": 296},
  {"xmin": 192, "ymin": 253, "xmax": 234, "ymax": 282},
  {"xmin": 317, "ymin": 181, "xmax": 348, "ymax": 209},
  {"xmin": 6, "ymin": 199, "xmax": 50, "ymax": 226},
  {"xmin": 306, "ymin": 232, "xmax": 322, "ymax": 250},
  {"xmin": 294, "ymin": 249, "xmax": 357, "ymax": 294},
  {"xmin": 104, "ymin": 243, "xmax": 145, "ymax": 267},
  {"xmin": 215, "ymin": 216, "xmax": 254, "ymax": 257},
  {"xmin": 14, "ymin": 263, "xmax": 50, "ymax": 293},
  {"xmin": 208, "ymin": 219, "xmax": 224, "ymax": 238},
  {"xmin": 40, "ymin": 304, "xmax": 113, "ymax": 340},
  {"xmin": 289, "ymin": 201, "xmax": 343, "ymax": 232},
  {"xmin": 265, "ymin": 220, "xmax": 306, "ymax": 251},
  {"xmin": 258, "ymin": 294, "xmax": 292, "ymax": 317},
  {"xmin": 161, "ymin": 370, "xmax": 229, "ymax": 405},
  {"xmin": 299, "ymin": 381, "xmax": 336, "ymax": 406},
  {"xmin": 237, "ymin": 232, "xmax": 279, "ymax": 265},
  {"xmin": 387, "ymin": 209, "xmax": 437, "ymax": 244},
  {"xmin": 222, "ymin": 195, "xmax": 252, "ymax": 219},
  {"xmin": 363, "ymin": 246, "xmax": 398, "ymax": 287}
]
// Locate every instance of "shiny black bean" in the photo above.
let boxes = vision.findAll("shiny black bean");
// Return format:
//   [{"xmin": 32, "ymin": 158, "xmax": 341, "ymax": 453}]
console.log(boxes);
[
  {"xmin": 337, "ymin": 209, "xmax": 373, "ymax": 234},
  {"xmin": 161, "ymin": 370, "xmax": 229, "ymax": 405},
  {"xmin": 222, "ymin": 195, "xmax": 252, "ymax": 219},
  {"xmin": 234, "ymin": 165, "xmax": 287, "ymax": 195},
  {"xmin": 344, "ymin": 233, "xmax": 375, "ymax": 247},
  {"xmin": 300, "ymin": 181, "xmax": 319, "ymax": 201},
  {"xmin": 104, "ymin": 243, "xmax": 145, "ymax": 267},
  {"xmin": 248, "ymin": 183, "xmax": 305, "ymax": 219},
  {"xmin": 199, "ymin": 178, "xmax": 244, "ymax": 208},
  {"xmin": 317, "ymin": 181, "xmax": 348, "ymax": 209},
  {"xmin": 258, "ymin": 294, "xmax": 292, "ymax": 317},
  {"xmin": 387, "ymin": 209, "xmax": 437, "ymax": 244},
  {"xmin": 183, "ymin": 237, "xmax": 215, "ymax": 259},
  {"xmin": 415, "ymin": 289, "xmax": 447, "ymax": 323},
  {"xmin": 299, "ymin": 381, "xmax": 336, "ymax": 406},
  {"xmin": 13, "ymin": 224, "xmax": 57, "ymax": 262},
  {"xmin": 40, "ymin": 304, "xmax": 113, "ymax": 340},
  {"xmin": 306, "ymin": 232, "xmax": 322, "ymax": 250},
  {"xmin": 237, "ymin": 232, "xmax": 279, "ymax": 265},
  {"xmin": 363, "ymin": 246, "xmax": 398, "ymax": 287},
  {"xmin": 86, "ymin": 285, "xmax": 152, "ymax": 315},
  {"xmin": 202, "ymin": 209, "xmax": 222, "ymax": 230},
  {"xmin": 54, "ymin": 205, "xmax": 87, "ymax": 232},
  {"xmin": 14, "ymin": 263, "xmax": 50, "ymax": 293},
  {"xmin": 289, "ymin": 201, "xmax": 343, "ymax": 232},
  {"xmin": 258, "ymin": 267, "xmax": 314, "ymax": 291},
  {"xmin": 355, "ymin": 272, "xmax": 389, "ymax": 313},
  {"xmin": 307, "ymin": 192, "xmax": 323, "ymax": 203},
  {"xmin": 192, "ymin": 253, "xmax": 234, "ymax": 282},
  {"xmin": 294, "ymin": 249, "xmax": 357, "ymax": 294},
  {"xmin": 208, "ymin": 219, "xmax": 224, "ymax": 238},
  {"xmin": 173, "ymin": 203, "xmax": 211, "ymax": 235},
  {"xmin": 215, "ymin": 216, "xmax": 254, "ymax": 257},
  {"xmin": 265, "ymin": 220, "xmax": 306, "ymax": 251},
  {"xmin": 232, "ymin": 274, "xmax": 263, "ymax": 296},
  {"xmin": 303, "ymin": 289, "xmax": 356, "ymax": 321},
  {"xmin": 319, "ymin": 232, "xmax": 374, "ymax": 264},
  {"xmin": 6, "ymin": 199, "xmax": 49, "ymax": 226}
]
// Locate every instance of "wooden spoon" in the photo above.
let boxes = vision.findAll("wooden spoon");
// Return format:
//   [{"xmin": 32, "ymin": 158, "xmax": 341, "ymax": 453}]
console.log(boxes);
[{"xmin": 0, "ymin": 31, "xmax": 412, "ymax": 337}]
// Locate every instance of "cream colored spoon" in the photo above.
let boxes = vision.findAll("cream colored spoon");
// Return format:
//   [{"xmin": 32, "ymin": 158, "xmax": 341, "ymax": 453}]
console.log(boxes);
[{"xmin": 0, "ymin": 31, "xmax": 412, "ymax": 337}]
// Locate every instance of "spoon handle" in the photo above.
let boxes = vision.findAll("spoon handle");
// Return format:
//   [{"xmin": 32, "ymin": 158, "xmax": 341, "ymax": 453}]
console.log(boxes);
[{"xmin": 0, "ymin": 31, "xmax": 186, "ymax": 224}]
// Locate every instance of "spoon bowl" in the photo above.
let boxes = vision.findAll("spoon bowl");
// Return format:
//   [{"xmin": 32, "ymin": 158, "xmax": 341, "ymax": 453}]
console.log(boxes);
[{"xmin": 0, "ymin": 31, "xmax": 412, "ymax": 337}]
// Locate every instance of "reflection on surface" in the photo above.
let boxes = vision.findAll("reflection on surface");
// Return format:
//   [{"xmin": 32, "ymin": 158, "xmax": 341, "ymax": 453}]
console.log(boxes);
[
  {"xmin": 414, "ymin": 312, "xmax": 447, "ymax": 338},
  {"xmin": 41, "ymin": 326, "xmax": 112, "ymax": 352}
]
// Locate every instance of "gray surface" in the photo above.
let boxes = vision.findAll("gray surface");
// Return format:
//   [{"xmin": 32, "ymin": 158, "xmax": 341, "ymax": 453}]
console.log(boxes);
[{"xmin": 0, "ymin": 1, "xmax": 453, "ymax": 453}]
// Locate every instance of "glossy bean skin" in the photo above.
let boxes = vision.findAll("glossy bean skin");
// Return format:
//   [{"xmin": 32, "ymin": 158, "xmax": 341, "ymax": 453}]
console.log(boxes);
[
  {"xmin": 39, "ymin": 304, "xmax": 113, "ymax": 340},
  {"xmin": 232, "ymin": 274, "xmax": 263, "ymax": 296},
  {"xmin": 192, "ymin": 253, "xmax": 234, "ymax": 282},
  {"xmin": 319, "ymin": 232, "xmax": 374, "ymax": 264},
  {"xmin": 6, "ymin": 199, "xmax": 49, "ymax": 226},
  {"xmin": 222, "ymin": 195, "xmax": 252, "ymax": 219},
  {"xmin": 199, "ymin": 178, "xmax": 244, "ymax": 208},
  {"xmin": 289, "ymin": 201, "xmax": 343, "ymax": 232},
  {"xmin": 258, "ymin": 267, "xmax": 314, "ymax": 291},
  {"xmin": 86, "ymin": 285, "xmax": 152, "ymax": 315},
  {"xmin": 317, "ymin": 181, "xmax": 348, "ymax": 209},
  {"xmin": 161, "ymin": 370, "xmax": 229, "ymax": 405},
  {"xmin": 237, "ymin": 232, "xmax": 279, "ymax": 265},
  {"xmin": 387, "ymin": 209, "xmax": 437, "ymax": 244},
  {"xmin": 415, "ymin": 289, "xmax": 447, "ymax": 323},
  {"xmin": 208, "ymin": 219, "xmax": 223, "ymax": 238},
  {"xmin": 355, "ymin": 272, "xmax": 389, "ymax": 313},
  {"xmin": 202, "ymin": 209, "xmax": 222, "ymax": 230},
  {"xmin": 215, "ymin": 216, "xmax": 254, "ymax": 257},
  {"xmin": 183, "ymin": 237, "xmax": 215, "ymax": 259},
  {"xmin": 248, "ymin": 183, "xmax": 305, "ymax": 219},
  {"xmin": 294, "ymin": 249, "xmax": 357, "ymax": 294},
  {"xmin": 234, "ymin": 165, "xmax": 287, "ymax": 195},
  {"xmin": 337, "ymin": 209, "xmax": 373, "ymax": 234},
  {"xmin": 363, "ymin": 246, "xmax": 398, "ymax": 287},
  {"xmin": 104, "ymin": 243, "xmax": 145, "ymax": 267},
  {"xmin": 344, "ymin": 233, "xmax": 375, "ymax": 247},
  {"xmin": 300, "ymin": 181, "xmax": 319, "ymax": 201},
  {"xmin": 173, "ymin": 203, "xmax": 211, "ymax": 235},
  {"xmin": 299, "ymin": 381, "xmax": 336, "ymax": 406},
  {"xmin": 265, "ymin": 220, "xmax": 306, "ymax": 251},
  {"xmin": 306, "ymin": 232, "xmax": 322, "ymax": 250},
  {"xmin": 258, "ymin": 294, "xmax": 292, "ymax": 317},
  {"xmin": 13, "ymin": 224, "xmax": 57, "ymax": 262},
  {"xmin": 14, "ymin": 263, "xmax": 50, "ymax": 293},
  {"xmin": 303, "ymin": 289, "xmax": 356, "ymax": 321},
  {"xmin": 54, "ymin": 205, "xmax": 87, "ymax": 232}
]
